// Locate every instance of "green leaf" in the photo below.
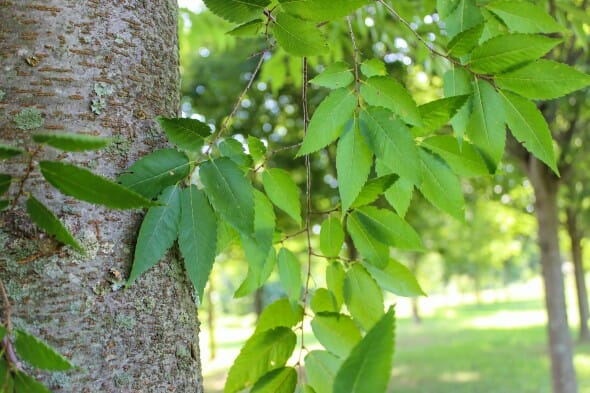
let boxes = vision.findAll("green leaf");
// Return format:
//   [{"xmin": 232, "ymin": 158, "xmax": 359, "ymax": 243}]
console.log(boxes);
[
  {"xmin": 326, "ymin": 262, "xmax": 345, "ymax": 310},
  {"xmin": 226, "ymin": 19, "xmax": 264, "ymax": 36},
  {"xmin": 443, "ymin": 67, "xmax": 472, "ymax": 141},
  {"xmin": 310, "ymin": 62, "xmax": 354, "ymax": 89},
  {"xmin": 495, "ymin": 60, "xmax": 590, "ymax": 100},
  {"xmin": 350, "ymin": 174, "xmax": 398, "ymax": 209},
  {"xmin": 360, "ymin": 76, "xmax": 421, "ymax": 126},
  {"xmin": 305, "ymin": 350, "xmax": 342, "ymax": 393},
  {"xmin": 39, "ymin": 161, "xmax": 156, "ymax": 209},
  {"xmin": 347, "ymin": 211, "xmax": 389, "ymax": 268},
  {"xmin": 219, "ymin": 138, "xmax": 253, "ymax": 168},
  {"xmin": 0, "ymin": 325, "xmax": 6, "ymax": 341},
  {"xmin": 486, "ymin": 0, "xmax": 563, "ymax": 34},
  {"xmin": 364, "ymin": 259, "xmax": 426, "ymax": 297},
  {"xmin": 224, "ymin": 327, "xmax": 296, "ymax": 393},
  {"xmin": 360, "ymin": 107, "xmax": 421, "ymax": 185},
  {"xmin": 273, "ymin": 12, "xmax": 328, "ymax": 56},
  {"xmin": 279, "ymin": 0, "xmax": 370, "ymax": 21},
  {"xmin": 333, "ymin": 307, "xmax": 396, "ymax": 393},
  {"xmin": 352, "ymin": 206, "xmax": 423, "ymax": 251},
  {"xmin": 26, "ymin": 196, "xmax": 84, "ymax": 252},
  {"xmin": 447, "ymin": 23, "xmax": 484, "ymax": 57},
  {"xmin": 0, "ymin": 174, "xmax": 12, "ymax": 195},
  {"xmin": 421, "ymin": 135, "xmax": 490, "ymax": 177},
  {"xmin": 311, "ymin": 288, "xmax": 339, "ymax": 313},
  {"xmin": 240, "ymin": 190, "xmax": 276, "ymax": 278},
  {"xmin": 13, "ymin": 371, "xmax": 51, "ymax": 393},
  {"xmin": 277, "ymin": 248, "xmax": 302, "ymax": 303},
  {"xmin": 412, "ymin": 95, "xmax": 470, "ymax": 137},
  {"xmin": 251, "ymin": 367, "xmax": 297, "ymax": 393},
  {"xmin": 248, "ymin": 135, "xmax": 267, "ymax": 162},
  {"xmin": 203, "ymin": 0, "xmax": 269, "ymax": 23},
  {"xmin": 343, "ymin": 264, "xmax": 384, "ymax": 330},
  {"xmin": 437, "ymin": 0, "xmax": 460, "ymax": 18},
  {"xmin": 32, "ymin": 132, "xmax": 112, "ymax": 151},
  {"xmin": 297, "ymin": 88, "xmax": 357, "ymax": 156},
  {"xmin": 127, "ymin": 186, "xmax": 181, "ymax": 286},
  {"xmin": 444, "ymin": 0, "xmax": 483, "ymax": 40},
  {"xmin": 235, "ymin": 249, "xmax": 276, "ymax": 298},
  {"xmin": 311, "ymin": 313, "xmax": 362, "ymax": 358},
  {"xmin": 263, "ymin": 168, "xmax": 301, "ymax": 226},
  {"xmin": 118, "ymin": 148, "xmax": 190, "ymax": 199},
  {"xmin": 500, "ymin": 90, "xmax": 558, "ymax": 174},
  {"xmin": 14, "ymin": 329, "xmax": 73, "ymax": 371},
  {"xmin": 337, "ymin": 117, "xmax": 373, "ymax": 212},
  {"xmin": 0, "ymin": 200, "xmax": 8, "ymax": 211},
  {"xmin": 360, "ymin": 59, "xmax": 387, "ymax": 78},
  {"xmin": 0, "ymin": 144, "xmax": 24, "ymax": 159},
  {"xmin": 0, "ymin": 357, "xmax": 10, "ymax": 390},
  {"xmin": 255, "ymin": 298, "xmax": 303, "ymax": 334},
  {"xmin": 469, "ymin": 34, "xmax": 562, "ymax": 74},
  {"xmin": 179, "ymin": 186, "xmax": 217, "ymax": 300},
  {"xmin": 157, "ymin": 117, "xmax": 210, "ymax": 153},
  {"xmin": 320, "ymin": 217, "xmax": 345, "ymax": 258},
  {"xmin": 201, "ymin": 157, "xmax": 255, "ymax": 235},
  {"xmin": 377, "ymin": 162, "xmax": 414, "ymax": 217},
  {"xmin": 467, "ymin": 79, "xmax": 506, "ymax": 170},
  {"xmin": 418, "ymin": 149, "xmax": 464, "ymax": 220}
]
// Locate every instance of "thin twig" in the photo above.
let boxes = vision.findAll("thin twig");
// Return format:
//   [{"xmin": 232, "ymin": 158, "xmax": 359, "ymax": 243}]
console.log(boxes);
[
  {"xmin": 9, "ymin": 145, "xmax": 41, "ymax": 212},
  {"xmin": 0, "ymin": 278, "xmax": 21, "ymax": 371},
  {"xmin": 252, "ymin": 142, "xmax": 302, "ymax": 173},
  {"xmin": 347, "ymin": 16, "xmax": 361, "ymax": 96}
]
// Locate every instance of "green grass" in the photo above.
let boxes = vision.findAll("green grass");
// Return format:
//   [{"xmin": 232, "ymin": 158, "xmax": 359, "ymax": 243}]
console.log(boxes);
[{"xmin": 201, "ymin": 293, "xmax": 590, "ymax": 392}]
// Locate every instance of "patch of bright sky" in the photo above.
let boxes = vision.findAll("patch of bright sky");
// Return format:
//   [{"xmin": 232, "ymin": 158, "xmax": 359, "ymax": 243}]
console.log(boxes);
[{"xmin": 178, "ymin": 0, "xmax": 205, "ymax": 12}]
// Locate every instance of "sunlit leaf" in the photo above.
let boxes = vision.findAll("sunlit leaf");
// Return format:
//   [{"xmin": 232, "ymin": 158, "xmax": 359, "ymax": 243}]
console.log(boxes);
[
  {"xmin": 310, "ymin": 62, "xmax": 354, "ymax": 89},
  {"xmin": 421, "ymin": 135, "xmax": 490, "ymax": 177},
  {"xmin": 255, "ymin": 298, "xmax": 303, "ymax": 334},
  {"xmin": 486, "ymin": 0, "xmax": 563, "ymax": 33},
  {"xmin": 251, "ymin": 367, "xmax": 297, "ymax": 393},
  {"xmin": 263, "ymin": 168, "xmax": 301, "ymax": 226},
  {"xmin": 305, "ymin": 350, "xmax": 342, "ymax": 393},
  {"xmin": 350, "ymin": 174, "xmax": 398, "ymax": 209},
  {"xmin": 274, "ymin": 12, "xmax": 328, "ymax": 56},
  {"xmin": 311, "ymin": 313, "xmax": 362, "ymax": 358},
  {"xmin": 320, "ymin": 217, "xmax": 345, "ymax": 258},
  {"xmin": 277, "ymin": 248, "xmax": 302, "ymax": 304},
  {"xmin": 360, "ymin": 76, "xmax": 421, "ymax": 126},
  {"xmin": 343, "ymin": 264, "xmax": 384, "ymax": 330},
  {"xmin": 364, "ymin": 259, "xmax": 426, "ymax": 297}
]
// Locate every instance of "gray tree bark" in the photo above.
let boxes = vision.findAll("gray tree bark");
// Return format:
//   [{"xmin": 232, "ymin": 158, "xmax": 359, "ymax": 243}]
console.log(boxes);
[{"xmin": 0, "ymin": 1, "xmax": 204, "ymax": 392}]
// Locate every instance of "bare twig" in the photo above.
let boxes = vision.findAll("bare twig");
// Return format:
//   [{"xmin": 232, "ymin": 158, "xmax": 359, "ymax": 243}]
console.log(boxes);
[{"xmin": 9, "ymin": 145, "xmax": 42, "ymax": 212}]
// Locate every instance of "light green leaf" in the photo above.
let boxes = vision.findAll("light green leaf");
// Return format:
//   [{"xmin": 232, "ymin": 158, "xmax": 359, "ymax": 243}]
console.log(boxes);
[
  {"xmin": 337, "ymin": 117, "xmax": 373, "ymax": 212},
  {"xmin": 251, "ymin": 367, "xmax": 297, "ymax": 393},
  {"xmin": 350, "ymin": 174, "xmax": 398, "ymax": 209},
  {"xmin": 203, "ymin": 0, "xmax": 269, "ymax": 23},
  {"xmin": 443, "ymin": 67, "xmax": 472, "ymax": 141},
  {"xmin": 500, "ymin": 90, "xmax": 558, "ymax": 174},
  {"xmin": 179, "ymin": 186, "xmax": 217, "ymax": 300},
  {"xmin": 273, "ymin": 12, "xmax": 328, "ymax": 56},
  {"xmin": 0, "ymin": 174, "xmax": 12, "ymax": 195},
  {"xmin": 347, "ymin": 211, "xmax": 389, "ymax": 268},
  {"xmin": 360, "ymin": 107, "xmax": 421, "ymax": 185},
  {"xmin": 297, "ymin": 88, "xmax": 357, "ymax": 156},
  {"xmin": 201, "ymin": 157, "xmax": 255, "ymax": 235},
  {"xmin": 26, "ymin": 196, "xmax": 84, "ymax": 252},
  {"xmin": 311, "ymin": 313, "xmax": 362, "ymax": 358},
  {"xmin": 437, "ymin": 0, "xmax": 459, "ymax": 18},
  {"xmin": 333, "ymin": 307, "xmax": 395, "ymax": 393},
  {"xmin": 248, "ymin": 135, "xmax": 267, "ymax": 162},
  {"xmin": 118, "ymin": 149, "xmax": 191, "ymax": 199},
  {"xmin": 320, "ymin": 217, "xmax": 345, "ymax": 258},
  {"xmin": 326, "ymin": 262, "xmax": 345, "ymax": 310},
  {"xmin": 235, "ymin": 249, "xmax": 276, "ymax": 298},
  {"xmin": 263, "ymin": 168, "xmax": 301, "ymax": 226},
  {"xmin": 447, "ymin": 23, "xmax": 484, "ymax": 57},
  {"xmin": 40, "ymin": 161, "xmax": 156, "ymax": 209},
  {"xmin": 412, "ymin": 95, "xmax": 470, "ymax": 137},
  {"xmin": 279, "ymin": 0, "xmax": 370, "ymax": 21},
  {"xmin": 421, "ymin": 135, "xmax": 490, "ymax": 177},
  {"xmin": 157, "ymin": 117, "xmax": 210, "ymax": 153},
  {"xmin": 469, "ymin": 34, "xmax": 562, "ymax": 74},
  {"xmin": 32, "ymin": 132, "xmax": 112, "ymax": 151},
  {"xmin": 467, "ymin": 79, "xmax": 505, "ymax": 170},
  {"xmin": 310, "ymin": 62, "xmax": 354, "ymax": 89},
  {"xmin": 0, "ymin": 144, "xmax": 24, "ymax": 159},
  {"xmin": 486, "ymin": 0, "xmax": 563, "ymax": 33},
  {"xmin": 13, "ymin": 371, "xmax": 51, "ymax": 393},
  {"xmin": 444, "ymin": 0, "xmax": 483, "ymax": 40},
  {"xmin": 219, "ymin": 138, "xmax": 253, "ymax": 168},
  {"xmin": 360, "ymin": 76, "xmax": 421, "ymax": 126},
  {"xmin": 364, "ymin": 259, "xmax": 426, "ymax": 297},
  {"xmin": 277, "ymin": 248, "xmax": 302, "ymax": 303},
  {"xmin": 255, "ymin": 298, "xmax": 304, "ymax": 334},
  {"xmin": 311, "ymin": 288, "xmax": 339, "ymax": 313},
  {"xmin": 15, "ymin": 329, "xmax": 73, "ymax": 371},
  {"xmin": 227, "ymin": 19, "xmax": 264, "ymax": 36},
  {"xmin": 344, "ymin": 264, "xmax": 384, "ymax": 330},
  {"xmin": 127, "ymin": 186, "xmax": 180, "ymax": 286},
  {"xmin": 360, "ymin": 59, "xmax": 387, "ymax": 78},
  {"xmin": 305, "ymin": 350, "xmax": 342, "ymax": 393},
  {"xmin": 418, "ymin": 149, "xmax": 464, "ymax": 220},
  {"xmin": 376, "ymin": 161, "xmax": 414, "ymax": 217},
  {"xmin": 495, "ymin": 60, "xmax": 590, "ymax": 100},
  {"xmin": 224, "ymin": 327, "xmax": 296, "ymax": 393}
]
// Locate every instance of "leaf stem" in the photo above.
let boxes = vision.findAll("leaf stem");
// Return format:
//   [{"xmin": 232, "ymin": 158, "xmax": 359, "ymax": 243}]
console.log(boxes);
[
  {"xmin": 347, "ymin": 16, "xmax": 361, "ymax": 97},
  {"xmin": 0, "ymin": 278, "xmax": 21, "ymax": 371},
  {"xmin": 9, "ymin": 145, "xmax": 41, "ymax": 212}
]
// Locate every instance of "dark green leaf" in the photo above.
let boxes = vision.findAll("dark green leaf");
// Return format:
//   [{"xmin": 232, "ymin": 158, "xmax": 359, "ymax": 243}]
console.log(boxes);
[
  {"xmin": 157, "ymin": 117, "xmax": 210, "ymax": 153},
  {"xmin": 320, "ymin": 217, "xmax": 345, "ymax": 258},
  {"xmin": 274, "ymin": 12, "xmax": 328, "ymax": 56},
  {"xmin": 40, "ymin": 161, "xmax": 156, "ymax": 209},
  {"xmin": 412, "ymin": 95, "xmax": 470, "ymax": 137},
  {"xmin": 364, "ymin": 259, "xmax": 426, "ymax": 297},
  {"xmin": 377, "ymin": 162, "xmax": 414, "ymax": 217},
  {"xmin": 311, "ymin": 313, "xmax": 362, "ymax": 358},
  {"xmin": 15, "ymin": 329, "xmax": 73, "ymax": 371},
  {"xmin": 0, "ymin": 174, "xmax": 11, "ymax": 195},
  {"xmin": 277, "ymin": 248, "xmax": 302, "ymax": 303},
  {"xmin": 279, "ymin": 0, "xmax": 370, "ymax": 21},
  {"xmin": 255, "ymin": 298, "xmax": 303, "ymax": 334},
  {"xmin": 32, "ymin": 132, "xmax": 112, "ymax": 151},
  {"xmin": 235, "ymin": 248, "xmax": 276, "ymax": 298},
  {"xmin": 263, "ymin": 168, "xmax": 301, "ymax": 226},
  {"xmin": 360, "ymin": 76, "xmax": 421, "ymax": 126},
  {"xmin": 118, "ymin": 149, "xmax": 191, "ymax": 199},
  {"xmin": 421, "ymin": 135, "xmax": 490, "ymax": 177},
  {"xmin": 350, "ymin": 174, "xmax": 398, "ymax": 209},
  {"xmin": 251, "ymin": 367, "xmax": 297, "ymax": 393},
  {"xmin": 203, "ymin": 0, "xmax": 269, "ymax": 23},
  {"xmin": 442, "ymin": 67, "xmax": 472, "ymax": 141},
  {"xmin": 127, "ymin": 186, "xmax": 181, "ymax": 286},
  {"xmin": 333, "ymin": 307, "xmax": 396, "ymax": 393},
  {"xmin": 248, "ymin": 135, "xmax": 267, "ymax": 162},
  {"xmin": 310, "ymin": 62, "xmax": 354, "ymax": 89},
  {"xmin": 26, "ymin": 196, "xmax": 84, "ymax": 252},
  {"xmin": 13, "ymin": 371, "xmax": 51, "ymax": 393},
  {"xmin": 343, "ymin": 264, "xmax": 384, "ymax": 330},
  {"xmin": 305, "ymin": 350, "xmax": 342, "ymax": 393},
  {"xmin": 0, "ymin": 144, "xmax": 24, "ymax": 159},
  {"xmin": 486, "ymin": 0, "xmax": 563, "ymax": 33},
  {"xmin": 0, "ymin": 325, "xmax": 6, "ymax": 342},
  {"xmin": 444, "ymin": 0, "xmax": 483, "ymax": 40},
  {"xmin": 219, "ymin": 138, "xmax": 253, "ymax": 168},
  {"xmin": 347, "ymin": 211, "xmax": 390, "ymax": 268},
  {"xmin": 0, "ymin": 200, "xmax": 8, "ymax": 211},
  {"xmin": 227, "ymin": 19, "xmax": 264, "ymax": 36},
  {"xmin": 447, "ymin": 23, "xmax": 484, "ymax": 57}
]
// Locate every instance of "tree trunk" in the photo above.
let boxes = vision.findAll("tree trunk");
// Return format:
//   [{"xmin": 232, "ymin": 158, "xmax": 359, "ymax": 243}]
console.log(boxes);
[
  {"xmin": 0, "ymin": 1, "xmax": 204, "ymax": 392},
  {"xmin": 566, "ymin": 207, "xmax": 590, "ymax": 342},
  {"xmin": 527, "ymin": 158, "xmax": 577, "ymax": 393}
]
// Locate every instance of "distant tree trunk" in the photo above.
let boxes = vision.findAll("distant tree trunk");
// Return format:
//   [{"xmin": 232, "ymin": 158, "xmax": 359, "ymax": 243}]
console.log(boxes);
[
  {"xmin": 207, "ymin": 280, "xmax": 217, "ymax": 360},
  {"xmin": 254, "ymin": 287, "xmax": 264, "ymax": 320},
  {"xmin": 410, "ymin": 255, "xmax": 422, "ymax": 324},
  {"xmin": 0, "ymin": 2, "xmax": 204, "ymax": 392},
  {"xmin": 566, "ymin": 207, "xmax": 590, "ymax": 342},
  {"xmin": 526, "ymin": 157, "xmax": 577, "ymax": 393}
]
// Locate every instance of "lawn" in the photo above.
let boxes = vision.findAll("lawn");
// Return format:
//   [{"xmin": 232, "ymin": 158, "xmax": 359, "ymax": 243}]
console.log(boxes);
[{"xmin": 200, "ymin": 281, "xmax": 590, "ymax": 392}]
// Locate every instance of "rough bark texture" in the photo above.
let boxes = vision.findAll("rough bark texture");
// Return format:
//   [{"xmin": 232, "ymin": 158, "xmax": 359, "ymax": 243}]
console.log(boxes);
[
  {"xmin": 0, "ymin": 1, "xmax": 204, "ymax": 392},
  {"xmin": 527, "ymin": 158, "xmax": 577, "ymax": 393},
  {"xmin": 566, "ymin": 207, "xmax": 590, "ymax": 342}
]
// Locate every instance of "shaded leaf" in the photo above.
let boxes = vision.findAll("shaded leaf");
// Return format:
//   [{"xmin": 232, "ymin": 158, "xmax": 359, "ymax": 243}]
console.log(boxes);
[
  {"xmin": 442, "ymin": 67, "xmax": 472, "ymax": 141},
  {"xmin": 364, "ymin": 259, "xmax": 426, "ymax": 297},
  {"xmin": 157, "ymin": 117, "xmax": 210, "ymax": 153},
  {"xmin": 421, "ymin": 135, "xmax": 490, "ymax": 177},
  {"xmin": 412, "ymin": 95, "xmax": 470, "ymax": 137},
  {"xmin": 311, "ymin": 313, "xmax": 362, "ymax": 358},
  {"xmin": 203, "ymin": 0, "xmax": 269, "ymax": 23},
  {"xmin": 263, "ymin": 168, "xmax": 301, "ymax": 226},
  {"xmin": 0, "ymin": 144, "xmax": 24, "ymax": 160},
  {"xmin": 343, "ymin": 264, "xmax": 384, "ymax": 330},
  {"xmin": 444, "ymin": 0, "xmax": 483, "ymax": 40},
  {"xmin": 227, "ymin": 19, "xmax": 264, "ymax": 36},
  {"xmin": 305, "ymin": 350, "xmax": 342, "ymax": 393},
  {"xmin": 0, "ymin": 174, "xmax": 11, "ymax": 196},
  {"xmin": 15, "ymin": 329, "xmax": 73, "ymax": 371},
  {"xmin": 347, "ymin": 211, "xmax": 390, "ymax": 268},
  {"xmin": 350, "ymin": 174, "xmax": 398, "ymax": 209},
  {"xmin": 219, "ymin": 138, "xmax": 253, "ymax": 168},
  {"xmin": 279, "ymin": 0, "xmax": 370, "ymax": 21},
  {"xmin": 33, "ymin": 132, "xmax": 112, "ymax": 151},
  {"xmin": 13, "ymin": 371, "xmax": 51, "ymax": 393},
  {"xmin": 274, "ymin": 12, "xmax": 328, "ymax": 56},
  {"xmin": 447, "ymin": 23, "xmax": 484, "ymax": 57},
  {"xmin": 251, "ymin": 367, "xmax": 297, "ymax": 393},
  {"xmin": 235, "ymin": 248, "xmax": 276, "ymax": 298},
  {"xmin": 360, "ymin": 76, "xmax": 421, "ymax": 126},
  {"xmin": 277, "ymin": 248, "xmax": 302, "ymax": 303},
  {"xmin": 310, "ymin": 62, "xmax": 354, "ymax": 89}
]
